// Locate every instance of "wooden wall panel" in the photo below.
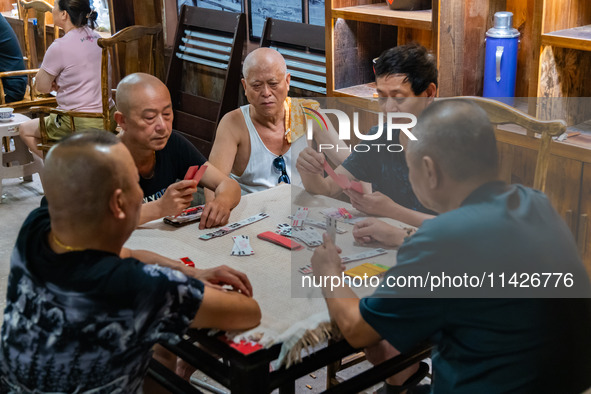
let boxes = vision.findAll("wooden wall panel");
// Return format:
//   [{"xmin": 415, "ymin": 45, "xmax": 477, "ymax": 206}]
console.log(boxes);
[
  {"xmin": 506, "ymin": 0, "xmax": 535, "ymax": 97},
  {"xmin": 437, "ymin": 0, "xmax": 464, "ymax": 96},
  {"xmin": 542, "ymin": 0, "xmax": 591, "ymax": 33},
  {"xmin": 397, "ymin": 26, "xmax": 431, "ymax": 48}
]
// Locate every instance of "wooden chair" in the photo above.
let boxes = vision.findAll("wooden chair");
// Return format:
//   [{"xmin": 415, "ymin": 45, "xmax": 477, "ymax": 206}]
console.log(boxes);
[
  {"xmin": 166, "ymin": 5, "xmax": 246, "ymax": 157},
  {"xmin": 454, "ymin": 96, "xmax": 567, "ymax": 193},
  {"xmin": 34, "ymin": 24, "xmax": 163, "ymax": 155},
  {"xmin": 260, "ymin": 18, "xmax": 326, "ymax": 96},
  {"xmin": 0, "ymin": 0, "xmax": 59, "ymax": 110}
]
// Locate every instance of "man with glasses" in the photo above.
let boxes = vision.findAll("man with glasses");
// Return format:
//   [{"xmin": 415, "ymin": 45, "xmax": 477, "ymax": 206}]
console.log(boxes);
[
  {"xmin": 115, "ymin": 73, "xmax": 241, "ymax": 229},
  {"xmin": 206, "ymin": 48, "xmax": 346, "ymax": 195}
]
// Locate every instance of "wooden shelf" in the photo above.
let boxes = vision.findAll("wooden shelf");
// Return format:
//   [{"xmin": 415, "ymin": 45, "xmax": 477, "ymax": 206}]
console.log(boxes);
[
  {"xmin": 541, "ymin": 25, "xmax": 591, "ymax": 51},
  {"xmin": 334, "ymin": 83, "xmax": 378, "ymax": 98},
  {"xmin": 332, "ymin": 3, "xmax": 432, "ymax": 31}
]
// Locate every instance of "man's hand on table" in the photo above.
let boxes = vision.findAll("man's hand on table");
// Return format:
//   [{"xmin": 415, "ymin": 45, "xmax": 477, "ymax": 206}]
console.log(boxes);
[
  {"xmin": 311, "ymin": 233, "xmax": 344, "ymax": 277},
  {"xmin": 352, "ymin": 218, "xmax": 409, "ymax": 248},
  {"xmin": 194, "ymin": 265, "xmax": 253, "ymax": 297},
  {"xmin": 199, "ymin": 200, "xmax": 231, "ymax": 230}
]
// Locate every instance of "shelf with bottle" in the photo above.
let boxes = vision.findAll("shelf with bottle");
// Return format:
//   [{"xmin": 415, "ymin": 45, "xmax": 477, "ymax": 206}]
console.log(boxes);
[{"xmin": 331, "ymin": 3, "xmax": 432, "ymax": 30}]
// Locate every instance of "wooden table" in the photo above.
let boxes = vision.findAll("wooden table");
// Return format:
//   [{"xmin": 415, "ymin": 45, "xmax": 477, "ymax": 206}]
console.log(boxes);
[{"xmin": 125, "ymin": 184, "xmax": 431, "ymax": 393}]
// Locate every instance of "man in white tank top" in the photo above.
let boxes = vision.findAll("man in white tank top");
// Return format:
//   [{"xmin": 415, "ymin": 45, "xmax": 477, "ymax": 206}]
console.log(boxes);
[{"xmin": 206, "ymin": 48, "xmax": 347, "ymax": 196}]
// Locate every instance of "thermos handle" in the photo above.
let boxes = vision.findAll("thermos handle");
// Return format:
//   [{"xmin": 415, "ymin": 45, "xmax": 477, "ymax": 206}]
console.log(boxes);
[{"xmin": 495, "ymin": 46, "xmax": 504, "ymax": 82}]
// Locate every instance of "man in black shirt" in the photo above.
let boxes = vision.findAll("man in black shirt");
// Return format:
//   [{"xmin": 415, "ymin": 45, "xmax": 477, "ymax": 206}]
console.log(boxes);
[
  {"xmin": 0, "ymin": 15, "xmax": 26, "ymax": 103},
  {"xmin": 0, "ymin": 131, "xmax": 260, "ymax": 392},
  {"xmin": 116, "ymin": 73, "xmax": 241, "ymax": 229}
]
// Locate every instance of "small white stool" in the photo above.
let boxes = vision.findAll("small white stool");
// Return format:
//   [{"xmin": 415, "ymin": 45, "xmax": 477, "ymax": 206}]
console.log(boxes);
[{"xmin": 1, "ymin": 113, "xmax": 42, "ymax": 200}]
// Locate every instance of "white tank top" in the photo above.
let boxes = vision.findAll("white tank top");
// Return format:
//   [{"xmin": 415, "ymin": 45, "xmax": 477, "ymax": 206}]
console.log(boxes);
[{"xmin": 231, "ymin": 105, "xmax": 304, "ymax": 194}]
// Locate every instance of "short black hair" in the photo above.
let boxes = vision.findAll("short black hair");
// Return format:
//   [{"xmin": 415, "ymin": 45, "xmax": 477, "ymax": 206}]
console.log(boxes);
[{"xmin": 374, "ymin": 44, "xmax": 438, "ymax": 95}]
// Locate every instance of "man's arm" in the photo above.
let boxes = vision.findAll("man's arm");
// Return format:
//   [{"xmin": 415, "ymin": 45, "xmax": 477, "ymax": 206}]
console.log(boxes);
[
  {"xmin": 192, "ymin": 286, "xmax": 261, "ymax": 331},
  {"xmin": 199, "ymin": 162, "xmax": 241, "ymax": 229},
  {"xmin": 120, "ymin": 248, "xmax": 253, "ymax": 296},
  {"xmin": 310, "ymin": 234, "xmax": 383, "ymax": 348},
  {"xmin": 297, "ymin": 149, "xmax": 358, "ymax": 198},
  {"xmin": 205, "ymin": 110, "xmax": 241, "ymax": 203},
  {"xmin": 344, "ymin": 190, "xmax": 434, "ymax": 227},
  {"xmin": 138, "ymin": 180, "xmax": 198, "ymax": 225}
]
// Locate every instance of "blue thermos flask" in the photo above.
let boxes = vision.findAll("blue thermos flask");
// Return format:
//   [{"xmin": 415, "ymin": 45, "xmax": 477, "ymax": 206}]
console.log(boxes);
[{"xmin": 483, "ymin": 12, "xmax": 520, "ymax": 98}]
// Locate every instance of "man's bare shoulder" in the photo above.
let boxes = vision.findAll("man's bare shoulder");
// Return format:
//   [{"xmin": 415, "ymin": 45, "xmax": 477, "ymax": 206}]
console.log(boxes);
[{"xmin": 219, "ymin": 107, "xmax": 248, "ymax": 132}]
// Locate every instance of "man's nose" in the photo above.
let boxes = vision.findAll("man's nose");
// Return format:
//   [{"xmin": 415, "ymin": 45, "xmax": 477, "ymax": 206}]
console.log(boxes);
[
  {"xmin": 261, "ymin": 84, "xmax": 272, "ymax": 96},
  {"xmin": 154, "ymin": 114, "xmax": 166, "ymax": 131},
  {"xmin": 380, "ymin": 97, "xmax": 398, "ymax": 113}
]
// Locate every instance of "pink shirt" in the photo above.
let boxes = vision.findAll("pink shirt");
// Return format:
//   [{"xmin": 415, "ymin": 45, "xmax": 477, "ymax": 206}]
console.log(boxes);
[{"xmin": 41, "ymin": 26, "xmax": 106, "ymax": 112}]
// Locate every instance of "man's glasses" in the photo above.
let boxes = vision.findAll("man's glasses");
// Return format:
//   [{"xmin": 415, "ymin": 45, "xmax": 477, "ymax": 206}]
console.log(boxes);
[{"xmin": 273, "ymin": 155, "xmax": 290, "ymax": 184}]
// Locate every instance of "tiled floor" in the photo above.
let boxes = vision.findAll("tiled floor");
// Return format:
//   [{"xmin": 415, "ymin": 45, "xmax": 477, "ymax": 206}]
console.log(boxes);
[
  {"xmin": 0, "ymin": 173, "xmax": 45, "ymax": 325},
  {"xmin": 0, "ymin": 175, "xmax": 429, "ymax": 393}
]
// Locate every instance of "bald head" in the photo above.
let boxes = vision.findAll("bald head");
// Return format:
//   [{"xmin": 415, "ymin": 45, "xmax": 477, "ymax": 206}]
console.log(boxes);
[
  {"xmin": 116, "ymin": 73, "xmax": 169, "ymax": 117},
  {"xmin": 43, "ymin": 131, "xmax": 130, "ymax": 228},
  {"xmin": 242, "ymin": 48, "xmax": 287, "ymax": 80},
  {"xmin": 406, "ymin": 99, "xmax": 499, "ymax": 181}
]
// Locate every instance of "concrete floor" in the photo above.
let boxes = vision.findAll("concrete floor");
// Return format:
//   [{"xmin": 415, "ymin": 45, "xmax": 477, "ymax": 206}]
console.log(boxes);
[{"xmin": 0, "ymin": 175, "xmax": 430, "ymax": 394}]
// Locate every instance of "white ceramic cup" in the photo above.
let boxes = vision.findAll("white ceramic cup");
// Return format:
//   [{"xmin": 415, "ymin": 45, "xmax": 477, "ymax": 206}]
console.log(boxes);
[{"xmin": 0, "ymin": 107, "xmax": 14, "ymax": 120}]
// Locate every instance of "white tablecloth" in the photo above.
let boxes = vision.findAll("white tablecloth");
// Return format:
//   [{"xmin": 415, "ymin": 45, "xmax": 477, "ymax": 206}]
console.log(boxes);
[{"xmin": 124, "ymin": 184, "xmax": 406, "ymax": 366}]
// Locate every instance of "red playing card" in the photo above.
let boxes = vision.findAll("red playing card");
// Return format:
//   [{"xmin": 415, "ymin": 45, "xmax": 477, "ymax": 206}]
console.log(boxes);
[
  {"xmin": 349, "ymin": 180, "xmax": 364, "ymax": 194},
  {"xmin": 257, "ymin": 231, "xmax": 304, "ymax": 250},
  {"xmin": 192, "ymin": 164, "xmax": 208, "ymax": 185},
  {"xmin": 323, "ymin": 160, "xmax": 351, "ymax": 190},
  {"xmin": 184, "ymin": 165, "xmax": 199, "ymax": 180}
]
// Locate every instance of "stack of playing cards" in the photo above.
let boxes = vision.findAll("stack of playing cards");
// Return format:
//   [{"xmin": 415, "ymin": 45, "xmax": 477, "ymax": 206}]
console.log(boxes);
[
  {"xmin": 231, "ymin": 235, "xmax": 254, "ymax": 256},
  {"xmin": 276, "ymin": 223, "xmax": 292, "ymax": 237},
  {"xmin": 200, "ymin": 213, "xmax": 269, "ymax": 240},
  {"xmin": 291, "ymin": 226, "xmax": 323, "ymax": 247},
  {"xmin": 287, "ymin": 216, "xmax": 347, "ymax": 234},
  {"xmin": 321, "ymin": 208, "xmax": 364, "ymax": 224}
]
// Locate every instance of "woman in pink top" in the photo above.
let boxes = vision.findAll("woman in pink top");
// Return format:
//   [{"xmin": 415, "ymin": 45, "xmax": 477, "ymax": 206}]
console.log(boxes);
[{"xmin": 19, "ymin": 0, "xmax": 115, "ymax": 158}]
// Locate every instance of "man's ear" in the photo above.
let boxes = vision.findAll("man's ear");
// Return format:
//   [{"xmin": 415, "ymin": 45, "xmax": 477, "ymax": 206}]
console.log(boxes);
[
  {"xmin": 114, "ymin": 111, "xmax": 125, "ymax": 130},
  {"xmin": 109, "ymin": 188, "xmax": 126, "ymax": 220},
  {"xmin": 241, "ymin": 78, "xmax": 246, "ymax": 92},
  {"xmin": 422, "ymin": 156, "xmax": 440, "ymax": 189},
  {"xmin": 425, "ymin": 82, "xmax": 437, "ymax": 99},
  {"xmin": 285, "ymin": 73, "xmax": 291, "ymax": 86}
]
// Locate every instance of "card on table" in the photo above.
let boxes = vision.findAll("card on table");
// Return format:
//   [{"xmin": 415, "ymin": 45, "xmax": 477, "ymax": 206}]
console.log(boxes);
[
  {"xmin": 257, "ymin": 231, "xmax": 303, "ymax": 250},
  {"xmin": 231, "ymin": 235, "xmax": 254, "ymax": 256},
  {"xmin": 344, "ymin": 263, "xmax": 389, "ymax": 279},
  {"xmin": 291, "ymin": 207, "xmax": 309, "ymax": 228}
]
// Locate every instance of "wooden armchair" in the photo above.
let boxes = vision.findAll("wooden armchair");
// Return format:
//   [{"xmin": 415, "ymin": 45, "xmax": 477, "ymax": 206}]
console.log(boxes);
[
  {"xmin": 260, "ymin": 18, "xmax": 326, "ymax": 96},
  {"xmin": 0, "ymin": 0, "xmax": 59, "ymax": 110},
  {"xmin": 166, "ymin": 5, "xmax": 246, "ymax": 157},
  {"xmin": 34, "ymin": 24, "xmax": 163, "ymax": 155},
  {"xmin": 454, "ymin": 96, "xmax": 566, "ymax": 193}
]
